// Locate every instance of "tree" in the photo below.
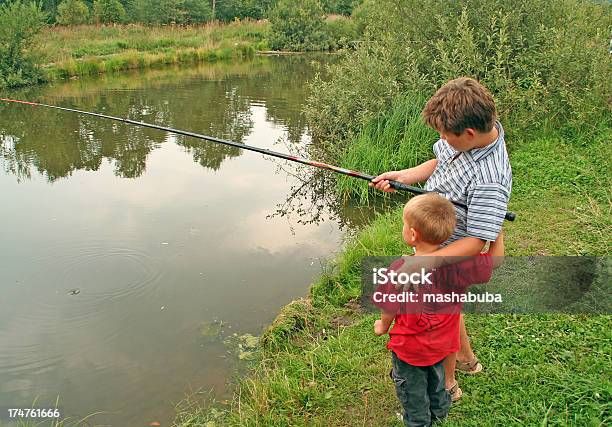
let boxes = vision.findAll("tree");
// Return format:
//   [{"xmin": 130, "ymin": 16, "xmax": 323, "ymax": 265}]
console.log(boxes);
[
  {"xmin": 126, "ymin": 0, "xmax": 146, "ymax": 22},
  {"xmin": 146, "ymin": 0, "xmax": 182, "ymax": 24},
  {"xmin": 321, "ymin": 0, "xmax": 360, "ymax": 15},
  {"xmin": 93, "ymin": 0, "xmax": 126, "ymax": 23},
  {"xmin": 56, "ymin": 0, "xmax": 89, "ymax": 24},
  {"xmin": 40, "ymin": 0, "xmax": 60, "ymax": 22},
  {"xmin": 124, "ymin": 0, "xmax": 271, "ymax": 24},
  {"xmin": 0, "ymin": 0, "xmax": 46, "ymax": 87},
  {"xmin": 181, "ymin": 0, "xmax": 212, "ymax": 23},
  {"xmin": 269, "ymin": 0, "xmax": 330, "ymax": 51},
  {"xmin": 213, "ymin": 0, "xmax": 276, "ymax": 22}
]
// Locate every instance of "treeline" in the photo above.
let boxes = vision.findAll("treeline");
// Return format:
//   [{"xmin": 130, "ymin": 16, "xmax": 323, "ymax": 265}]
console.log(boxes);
[{"xmin": 28, "ymin": 0, "xmax": 361, "ymax": 24}]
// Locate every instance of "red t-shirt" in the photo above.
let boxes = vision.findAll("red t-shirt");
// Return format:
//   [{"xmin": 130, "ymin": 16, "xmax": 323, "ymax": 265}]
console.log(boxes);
[{"xmin": 373, "ymin": 255, "xmax": 493, "ymax": 366}]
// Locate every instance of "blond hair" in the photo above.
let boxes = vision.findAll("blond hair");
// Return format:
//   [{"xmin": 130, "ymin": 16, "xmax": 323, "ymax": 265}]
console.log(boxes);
[
  {"xmin": 422, "ymin": 77, "xmax": 496, "ymax": 134},
  {"xmin": 403, "ymin": 193, "xmax": 456, "ymax": 245}
]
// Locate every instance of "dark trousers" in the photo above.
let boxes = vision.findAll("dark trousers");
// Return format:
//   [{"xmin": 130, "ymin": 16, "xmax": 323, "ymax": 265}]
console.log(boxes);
[{"xmin": 390, "ymin": 352, "xmax": 451, "ymax": 427}]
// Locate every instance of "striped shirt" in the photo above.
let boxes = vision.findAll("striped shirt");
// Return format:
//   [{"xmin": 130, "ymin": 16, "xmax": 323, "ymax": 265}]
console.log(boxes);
[{"xmin": 424, "ymin": 121, "xmax": 512, "ymax": 243}]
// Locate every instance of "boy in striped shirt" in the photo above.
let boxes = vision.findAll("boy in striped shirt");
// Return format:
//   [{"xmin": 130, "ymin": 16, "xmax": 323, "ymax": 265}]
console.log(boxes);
[{"xmin": 371, "ymin": 77, "xmax": 512, "ymax": 399}]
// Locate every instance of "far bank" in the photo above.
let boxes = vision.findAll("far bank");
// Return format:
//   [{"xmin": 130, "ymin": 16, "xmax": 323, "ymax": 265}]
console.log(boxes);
[{"xmin": 38, "ymin": 22, "xmax": 268, "ymax": 82}]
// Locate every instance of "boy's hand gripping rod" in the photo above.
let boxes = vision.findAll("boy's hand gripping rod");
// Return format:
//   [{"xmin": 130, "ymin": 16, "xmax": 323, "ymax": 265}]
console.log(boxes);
[{"xmin": 0, "ymin": 98, "xmax": 516, "ymax": 221}]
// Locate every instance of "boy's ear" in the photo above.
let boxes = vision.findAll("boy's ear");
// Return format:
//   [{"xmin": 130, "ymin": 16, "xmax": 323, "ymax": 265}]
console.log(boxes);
[
  {"xmin": 465, "ymin": 128, "xmax": 476, "ymax": 137},
  {"xmin": 409, "ymin": 227, "xmax": 419, "ymax": 245}
]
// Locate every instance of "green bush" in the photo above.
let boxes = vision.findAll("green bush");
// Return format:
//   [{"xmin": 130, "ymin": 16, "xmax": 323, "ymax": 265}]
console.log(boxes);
[
  {"xmin": 305, "ymin": 0, "xmax": 612, "ymax": 144},
  {"xmin": 126, "ymin": 0, "xmax": 212, "ymax": 24},
  {"xmin": 181, "ymin": 0, "xmax": 212, "ymax": 24},
  {"xmin": 324, "ymin": 15, "xmax": 356, "ymax": 49},
  {"xmin": 40, "ymin": 0, "xmax": 59, "ymax": 22},
  {"xmin": 0, "ymin": 0, "xmax": 46, "ymax": 88},
  {"xmin": 321, "ymin": 0, "xmax": 361, "ymax": 15},
  {"xmin": 93, "ymin": 0, "xmax": 126, "ymax": 23},
  {"xmin": 350, "ymin": 0, "xmax": 376, "ymax": 35},
  {"xmin": 269, "ymin": 0, "xmax": 331, "ymax": 51},
  {"xmin": 145, "ymin": 0, "xmax": 182, "ymax": 24},
  {"xmin": 56, "ymin": 0, "xmax": 89, "ymax": 25},
  {"xmin": 126, "ymin": 0, "xmax": 147, "ymax": 23},
  {"xmin": 214, "ymin": 0, "xmax": 275, "ymax": 22}
]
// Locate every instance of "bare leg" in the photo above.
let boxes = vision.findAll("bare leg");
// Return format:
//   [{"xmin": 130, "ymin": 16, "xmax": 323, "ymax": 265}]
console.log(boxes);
[
  {"xmin": 442, "ymin": 352, "xmax": 456, "ymax": 389},
  {"xmin": 457, "ymin": 313, "xmax": 475, "ymax": 363}
]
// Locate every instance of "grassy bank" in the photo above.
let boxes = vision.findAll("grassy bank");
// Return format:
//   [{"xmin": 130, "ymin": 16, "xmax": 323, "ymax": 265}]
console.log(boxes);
[
  {"xmin": 36, "ymin": 21, "xmax": 268, "ymax": 81},
  {"xmin": 172, "ymin": 1, "xmax": 610, "ymax": 422},
  {"xmin": 174, "ymin": 116, "xmax": 611, "ymax": 424}
]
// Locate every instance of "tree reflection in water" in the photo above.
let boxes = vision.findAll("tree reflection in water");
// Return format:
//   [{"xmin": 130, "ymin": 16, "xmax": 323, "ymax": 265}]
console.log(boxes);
[
  {"xmin": 0, "ymin": 55, "xmax": 393, "ymax": 230},
  {"xmin": 265, "ymin": 139, "xmax": 403, "ymax": 232},
  {"xmin": 0, "ymin": 55, "xmax": 327, "ymax": 182}
]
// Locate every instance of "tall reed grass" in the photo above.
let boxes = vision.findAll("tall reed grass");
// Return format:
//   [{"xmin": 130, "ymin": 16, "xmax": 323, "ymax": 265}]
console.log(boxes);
[{"xmin": 335, "ymin": 93, "xmax": 436, "ymax": 201}]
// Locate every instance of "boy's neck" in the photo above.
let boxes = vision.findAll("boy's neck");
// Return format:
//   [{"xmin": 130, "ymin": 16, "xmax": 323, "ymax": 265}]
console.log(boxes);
[
  {"xmin": 472, "ymin": 124, "xmax": 499, "ymax": 149},
  {"xmin": 413, "ymin": 242, "xmax": 440, "ymax": 256}
]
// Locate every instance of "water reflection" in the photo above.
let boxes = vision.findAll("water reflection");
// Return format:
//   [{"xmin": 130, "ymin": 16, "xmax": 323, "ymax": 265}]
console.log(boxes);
[
  {"xmin": 1, "ymin": 55, "xmax": 386, "ymax": 426},
  {"xmin": 267, "ymin": 158, "xmax": 404, "ymax": 232},
  {"xmin": 0, "ymin": 56, "xmax": 320, "ymax": 182}
]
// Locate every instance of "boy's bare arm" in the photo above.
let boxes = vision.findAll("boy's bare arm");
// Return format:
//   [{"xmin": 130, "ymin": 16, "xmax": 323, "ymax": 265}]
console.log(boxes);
[
  {"xmin": 488, "ymin": 230, "xmax": 505, "ymax": 268},
  {"xmin": 370, "ymin": 159, "xmax": 438, "ymax": 193},
  {"xmin": 374, "ymin": 311, "xmax": 395, "ymax": 336},
  {"xmin": 488, "ymin": 230, "xmax": 504, "ymax": 257},
  {"xmin": 433, "ymin": 237, "xmax": 487, "ymax": 258},
  {"xmin": 396, "ymin": 235, "xmax": 505, "ymax": 280},
  {"xmin": 394, "ymin": 237, "xmax": 487, "ymax": 280},
  {"xmin": 418, "ymin": 237, "xmax": 487, "ymax": 266}
]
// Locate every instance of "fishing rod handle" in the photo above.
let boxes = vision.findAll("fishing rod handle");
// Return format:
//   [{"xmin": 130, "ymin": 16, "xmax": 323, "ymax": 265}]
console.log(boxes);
[
  {"xmin": 504, "ymin": 211, "xmax": 516, "ymax": 222},
  {"xmin": 388, "ymin": 180, "xmax": 428, "ymax": 195},
  {"xmin": 389, "ymin": 180, "xmax": 516, "ymax": 222}
]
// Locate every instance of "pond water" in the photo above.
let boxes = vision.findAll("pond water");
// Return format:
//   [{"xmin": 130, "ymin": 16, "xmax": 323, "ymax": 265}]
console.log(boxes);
[{"xmin": 0, "ymin": 57, "xmax": 388, "ymax": 426}]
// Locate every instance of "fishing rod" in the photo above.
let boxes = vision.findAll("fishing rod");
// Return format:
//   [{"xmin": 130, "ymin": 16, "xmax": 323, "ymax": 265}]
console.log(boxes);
[{"xmin": 0, "ymin": 98, "xmax": 516, "ymax": 221}]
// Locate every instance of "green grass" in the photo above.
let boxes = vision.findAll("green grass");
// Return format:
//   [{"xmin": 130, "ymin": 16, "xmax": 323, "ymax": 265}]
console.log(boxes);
[
  {"xmin": 173, "ymin": 100, "xmax": 611, "ymax": 424},
  {"xmin": 334, "ymin": 94, "xmax": 437, "ymax": 203},
  {"xmin": 38, "ymin": 21, "xmax": 267, "ymax": 62},
  {"xmin": 35, "ymin": 21, "xmax": 266, "ymax": 80},
  {"xmin": 176, "ymin": 308, "xmax": 611, "ymax": 426},
  {"xmin": 506, "ymin": 134, "xmax": 611, "ymax": 257}
]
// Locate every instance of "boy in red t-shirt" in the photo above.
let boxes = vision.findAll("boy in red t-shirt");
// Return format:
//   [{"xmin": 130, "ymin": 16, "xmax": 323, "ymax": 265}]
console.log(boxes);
[{"xmin": 373, "ymin": 194, "xmax": 503, "ymax": 426}]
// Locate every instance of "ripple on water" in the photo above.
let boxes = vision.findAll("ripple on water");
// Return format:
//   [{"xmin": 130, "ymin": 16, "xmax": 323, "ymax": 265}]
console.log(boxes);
[{"xmin": 1, "ymin": 242, "xmax": 163, "ymax": 377}]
